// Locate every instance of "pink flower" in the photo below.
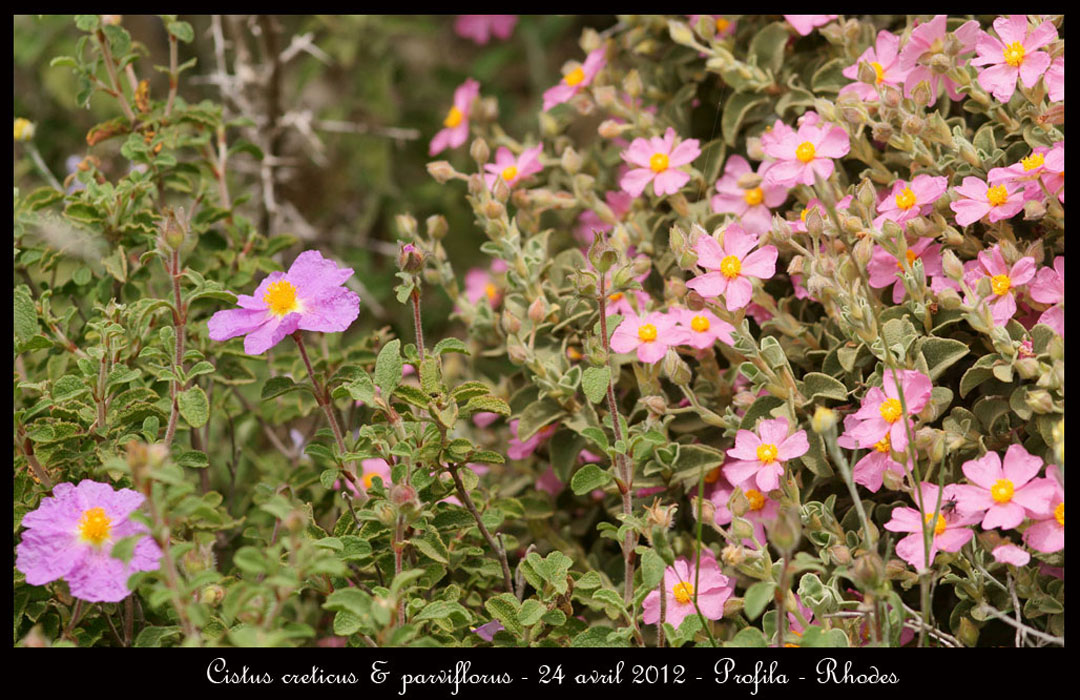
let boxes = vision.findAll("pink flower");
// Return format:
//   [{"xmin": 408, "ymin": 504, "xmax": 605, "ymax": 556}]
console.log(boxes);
[
  {"xmin": 961, "ymin": 245, "xmax": 1036, "ymax": 327},
  {"xmin": 784, "ymin": 15, "xmax": 837, "ymax": 36},
  {"xmin": 711, "ymin": 476, "xmax": 780, "ymax": 548},
  {"xmin": 1023, "ymin": 465, "xmax": 1064, "ymax": 553},
  {"xmin": 972, "ymin": 15, "xmax": 1058, "ymax": 103},
  {"xmin": 685, "ymin": 224, "xmax": 777, "ymax": 311},
  {"xmin": 542, "ymin": 47, "xmax": 606, "ymax": 111},
  {"xmin": 535, "ymin": 466, "xmax": 564, "ymax": 497},
  {"xmin": 429, "ymin": 78, "xmax": 480, "ymax": 156},
  {"xmin": 473, "ymin": 412, "xmax": 500, "ymax": 429},
  {"xmin": 710, "ymin": 156, "xmax": 789, "ymax": 235},
  {"xmin": 836, "ymin": 415, "xmax": 910, "ymax": 493},
  {"xmin": 1042, "ymin": 143, "xmax": 1064, "ymax": 203},
  {"xmin": 575, "ymin": 190, "xmax": 632, "ymax": 242},
  {"xmin": 1028, "ymin": 256, "xmax": 1064, "ymax": 336},
  {"xmin": 508, "ymin": 419, "xmax": 557, "ymax": 461},
  {"xmin": 619, "ymin": 127, "xmax": 701, "ymax": 197},
  {"xmin": 1045, "ymin": 55, "xmax": 1064, "ymax": 101},
  {"xmin": 867, "ymin": 237, "xmax": 943, "ymax": 304},
  {"xmin": 610, "ymin": 311, "xmax": 687, "ymax": 364},
  {"xmin": 16, "ymin": 480, "xmax": 162, "ymax": 603},
  {"xmin": 884, "ymin": 482, "xmax": 980, "ymax": 571},
  {"xmin": 875, "ymin": 175, "xmax": 948, "ymax": 225},
  {"xmin": 992, "ymin": 544, "xmax": 1031, "ymax": 566},
  {"xmin": 761, "ymin": 120, "xmax": 850, "ymax": 188},
  {"xmin": 642, "ymin": 554, "xmax": 732, "ymax": 628},
  {"xmin": 987, "ymin": 146, "xmax": 1053, "ymax": 187},
  {"xmin": 952, "ymin": 445, "xmax": 1055, "ymax": 530},
  {"xmin": 672, "ymin": 307, "xmax": 735, "ymax": 350},
  {"xmin": 465, "ymin": 266, "xmax": 501, "ymax": 308},
  {"xmin": 899, "ymin": 15, "xmax": 980, "ymax": 106},
  {"xmin": 790, "ymin": 195, "xmax": 852, "ymax": 234},
  {"xmin": 843, "ymin": 369, "xmax": 931, "ymax": 454},
  {"xmin": 338, "ymin": 457, "xmax": 393, "ymax": 497},
  {"xmin": 207, "ymin": 250, "xmax": 360, "ymax": 355},
  {"xmin": 454, "ymin": 15, "xmax": 517, "ymax": 45},
  {"xmin": 950, "ymin": 176, "xmax": 1025, "ymax": 226},
  {"xmin": 484, "ymin": 144, "xmax": 543, "ymax": 191},
  {"xmin": 840, "ymin": 30, "xmax": 910, "ymax": 102},
  {"xmin": 724, "ymin": 416, "xmax": 809, "ymax": 492}
]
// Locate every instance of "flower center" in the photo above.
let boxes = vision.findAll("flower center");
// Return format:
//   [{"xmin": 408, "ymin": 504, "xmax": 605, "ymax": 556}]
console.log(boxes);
[
  {"xmin": 1054, "ymin": 501, "xmax": 1064, "ymax": 527},
  {"xmin": 704, "ymin": 466, "xmax": 722, "ymax": 484},
  {"xmin": 649, "ymin": 152, "xmax": 670, "ymax": 173},
  {"xmin": 672, "ymin": 581, "xmax": 694, "ymax": 605},
  {"xmin": 637, "ymin": 323, "xmax": 658, "ymax": 342},
  {"xmin": 1021, "ymin": 152, "xmax": 1045, "ymax": 171},
  {"xmin": 990, "ymin": 478, "xmax": 1015, "ymax": 504},
  {"xmin": 715, "ymin": 17, "xmax": 730, "ymax": 34},
  {"xmin": 563, "ymin": 67, "xmax": 586, "ymax": 87},
  {"xmin": 719, "ymin": 254, "xmax": 742, "ymax": 279},
  {"xmin": 263, "ymin": 279, "xmax": 300, "ymax": 316},
  {"xmin": 362, "ymin": 471, "xmax": 379, "ymax": 490},
  {"xmin": 743, "ymin": 186, "xmax": 764, "ymax": 206},
  {"xmin": 690, "ymin": 314, "xmax": 710, "ymax": 333},
  {"xmin": 986, "ymin": 184, "xmax": 1009, "ymax": 207},
  {"xmin": 924, "ymin": 512, "xmax": 947, "ymax": 536},
  {"xmin": 873, "ymin": 434, "xmax": 891, "ymax": 453},
  {"xmin": 1002, "ymin": 41, "xmax": 1026, "ymax": 67},
  {"xmin": 484, "ymin": 283, "xmax": 498, "ymax": 300},
  {"xmin": 895, "ymin": 187, "xmax": 917, "ymax": 210},
  {"xmin": 745, "ymin": 488, "xmax": 766, "ymax": 511},
  {"xmin": 879, "ymin": 398, "xmax": 902, "ymax": 424},
  {"xmin": 795, "ymin": 141, "xmax": 816, "ymax": 163},
  {"xmin": 756, "ymin": 443, "xmax": 779, "ymax": 464},
  {"xmin": 800, "ymin": 205, "xmax": 818, "ymax": 222},
  {"xmin": 896, "ymin": 248, "xmax": 919, "ymax": 270},
  {"xmin": 990, "ymin": 274, "xmax": 1012, "ymax": 296},
  {"xmin": 78, "ymin": 507, "xmax": 112, "ymax": 546},
  {"xmin": 608, "ymin": 292, "xmax": 624, "ymax": 302},
  {"xmin": 443, "ymin": 106, "xmax": 464, "ymax": 129},
  {"xmin": 501, "ymin": 165, "xmax": 518, "ymax": 182},
  {"xmin": 871, "ymin": 61, "xmax": 885, "ymax": 84}
]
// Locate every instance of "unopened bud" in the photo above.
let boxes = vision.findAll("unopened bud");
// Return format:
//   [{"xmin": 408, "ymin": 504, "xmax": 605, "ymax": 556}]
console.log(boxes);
[
  {"xmin": 881, "ymin": 84, "xmax": 902, "ymax": 108},
  {"xmin": 483, "ymin": 199, "xmax": 505, "ymax": 220},
  {"xmin": 398, "ymin": 243, "xmax": 424, "ymax": 273},
  {"xmin": 853, "ymin": 552, "xmax": 884, "ymax": 588},
  {"xmin": 470, "ymin": 138, "xmax": 490, "ymax": 165},
  {"xmin": 598, "ymin": 119, "xmax": 626, "ymax": 139},
  {"xmin": 594, "ymin": 85, "xmax": 616, "ymax": 109},
  {"xmin": 829, "ymin": 544, "xmax": 852, "ymax": 565},
  {"xmin": 200, "ymin": 584, "xmax": 226, "ymax": 607},
  {"xmin": 840, "ymin": 214, "xmax": 863, "ymax": 235},
  {"xmin": 811, "ymin": 405, "xmax": 838, "ymax": 433},
  {"xmin": 929, "ymin": 52, "xmax": 952, "ymax": 75},
  {"xmin": 910, "ymin": 80, "xmax": 932, "ymax": 107},
  {"xmin": 662, "ymin": 348, "xmax": 693, "ymax": 386},
  {"xmin": 730, "ymin": 516, "xmax": 754, "ymax": 541},
  {"xmin": 902, "ymin": 114, "xmax": 925, "ymax": 136},
  {"xmin": 14, "ymin": 117, "xmax": 36, "ymax": 142},
  {"xmin": 1025, "ymin": 389, "xmax": 1055, "ymax": 414},
  {"xmin": 492, "ymin": 175, "xmax": 510, "ymax": 203},
  {"xmin": 467, "ymin": 173, "xmax": 485, "ymax": 196},
  {"xmin": 427, "ymin": 160, "xmax": 456, "ymax": 184},
  {"xmin": 560, "ymin": 146, "xmax": 582, "ymax": 174},
  {"xmin": 501, "ymin": 310, "xmax": 522, "ymax": 335},
  {"xmin": 642, "ymin": 394, "xmax": 668, "ymax": 416},
  {"xmin": 721, "ymin": 543, "xmax": 747, "ymax": 567},
  {"xmin": 853, "ymin": 236, "xmax": 874, "ymax": 268},
  {"xmin": 736, "ymin": 172, "xmax": 763, "ymax": 190},
  {"xmin": 425, "ymin": 214, "xmax": 449, "ymax": 240},
  {"xmin": 870, "ymin": 121, "xmax": 893, "ymax": 144},
  {"xmin": 623, "ymin": 69, "xmax": 643, "ymax": 98},
  {"xmin": 804, "ymin": 207, "xmax": 824, "ymax": 237},
  {"xmin": 528, "ymin": 296, "xmax": 547, "ymax": 323},
  {"xmin": 766, "ymin": 505, "xmax": 802, "ymax": 554},
  {"xmin": 958, "ymin": 140, "xmax": 981, "ymax": 167},
  {"xmin": 729, "ymin": 490, "xmax": 750, "ymax": 518},
  {"xmin": 390, "ymin": 483, "xmax": 419, "ymax": 509}
]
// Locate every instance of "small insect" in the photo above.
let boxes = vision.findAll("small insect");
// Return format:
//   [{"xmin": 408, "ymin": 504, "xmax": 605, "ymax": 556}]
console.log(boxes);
[{"xmin": 940, "ymin": 497, "xmax": 959, "ymax": 517}]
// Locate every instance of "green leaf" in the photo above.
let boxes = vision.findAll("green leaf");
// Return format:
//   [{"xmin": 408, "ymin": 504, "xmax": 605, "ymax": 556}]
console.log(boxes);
[
  {"xmin": 14, "ymin": 286, "xmax": 38, "ymax": 344},
  {"xmin": 375, "ymin": 339, "xmax": 403, "ymax": 397},
  {"xmin": 177, "ymin": 386, "xmax": 209, "ymax": 428},
  {"xmin": 134, "ymin": 626, "xmax": 180, "ymax": 647},
  {"xmin": 640, "ymin": 549, "xmax": 666, "ymax": 590},
  {"xmin": 743, "ymin": 581, "xmax": 776, "ymax": 620},
  {"xmin": 516, "ymin": 398, "xmax": 566, "ymax": 442},
  {"xmin": 433, "ymin": 337, "xmax": 470, "ymax": 356},
  {"xmin": 324, "ymin": 588, "xmax": 372, "ymax": 618},
  {"xmin": 570, "ymin": 464, "xmax": 612, "ymax": 495},
  {"xmin": 580, "ymin": 366, "xmax": 611, "ymax": 404},
  {"xmin": 261, "ymin": 375, "xmax": 314, "ymax": 401},
  {"xmin": 166, "ymin": 20, "xmax": 194, "ymax": 42},
  {"xmin": 344, "ymin": 372, "xmax": 376, "ymax": 405},
  {"xmin": 518, "ymin": 599, "xmax": 545, "ymax": 627},
  {"xmin": 392, "ymin": 384, "xmax": 430, "ymax": 408},
  {"xmin": 232, "ymin": 546, "xmax": 270, "ymax": 574},
  {"xmin": 51, "ymin": 375, "xmax": 88, "ymax": 402},
  {"xmin": 176, "ymin": 450, "xmax": 209, "ymax": 469},
  {"xmin": 671, "ymin": 444, "xmax": 726, "ymax": 483},
  {"xmin": 749, "ymin": 21, "xmax": 790, "ymax": 74},
  {"xmin": 802, "ymin": 372, "xmax": 848, "ymax": 403},
  {"xmin": 722, "ymin": 92, "xmax": 769, "ymax": 146},
  {"xmin": 920, "ymin": 337, "xmax": 970, "ymax": 381},
  {"xmin": 462, "ymin": 395, "xmax": 511, "ymax": 417},
  {"xmin": 484, "ymin": 593, "xmax": 523, "ymax": 638},
  {"xmin": 726, "ymin": 626, "xmax": 769, "ymax": 647}
]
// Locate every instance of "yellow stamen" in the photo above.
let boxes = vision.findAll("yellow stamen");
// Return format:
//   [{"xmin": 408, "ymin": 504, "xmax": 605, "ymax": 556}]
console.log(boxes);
[
  {"xmin": 719, "ymin": 254, "xmax": 742, "ymax": 279},
  {"xmin": 649, "ymin": 152, "xmax": 669, "ymax": 173},
  {"xmin": 990, "ymin": 478, "xmax": 1015, "ymax": 504},
  {"xmin": 443, "ymin": 106, "xmax": 464, "ymax": 129},
  {"xmin": 1054, "ymin": 501, "xmax": 1063, "ymax": 527},
  {"xmin": 990, "ymin": 274, "xmax": 1012, "ymax": 296},
  {"xmin": 78, "ymin": 507, "xmax": 112, "ymax": 546},
  {"xmin": 871, "ymin": 61, "xmax": 885, "ymax": 84},
  {"xmin": 363, "ymin": 471, "xmax": 379, "ymax": 490},
  {"xmin": 756, "ymin": 443, "xmax": 779, "ymax": 464},
  {"xmin": 924, "ymin": 512, "xmax": 947, "ymax": 536},
  {"xmin": 743, "ymin": 186, "xmax": 764, "ymax": 206},
  {"xmin": 879, "ymin": 398, "xmax": 902, "ymax": 424},
  {"xmin": 1021, "ymin": 152, "xmax": 1045, "ymax": 171},
  {"xmin": 690, "ymin": 314, "xmax": 710, "ymax": 333},
  {"xmin": 485, "ymin": 282, "xmax": 498, "ymax": 300},
  {"xmin": 637, "ymin": 323, "xmax": 657, "ymax": 342},
  {"xmin": 563, "ymin": 67, "xmax": 586, "ymax": 87},
  {"xmin": 715, "ymin": 17, "xmax": 730, "ymax": 34},
  {"xmin": 608, "ymin": 292, "xmax": 624, "ymax": 302},
  {"xmin": 672, "ymin": 581, "xmax": 694, "ymax": 605},
  {"xmin": 873, "ymin": 434, "xmax": 891, "ymax": 453},
  {"xmin": 894, "ymin": 187, "xmax": 917, "ymax": 210},
  {"xmin": 1002, "ymin": 41, "xmax": 1025, "ymax": 68},
  {"xmin": 501, "ymin": 165, "xmax": 518, "ymax": 182},
  {"xmin": 263, "ymin": 280, "xmax": 300, "ymax": 317},
  {"xmin": 896, "ymin": 248, "xmax": 919, "ymax": 270},
  {"xmin": 704, "ymin": 466, "xmax": 722, "ymax": 484},
  {"xmin": 745, "ymin": 488, "xmax": 766, "ymax": 511},
  {"xmin": 800, "ymin": 205, "xmax": 818, "ymax": 222},
  {"xmin": 795, "ymin": 141, "xmax": 816, "ymax": 163},
  {"xmin": 986, "ymin": 184, "xmax": 1009, "ymax": 207}
]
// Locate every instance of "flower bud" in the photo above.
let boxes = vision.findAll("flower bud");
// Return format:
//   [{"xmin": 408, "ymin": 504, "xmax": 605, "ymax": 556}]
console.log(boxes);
[
  {"xmin": 857, "ymin": 60, "xmax": 878, "ymax": 85},
  {"xmin": 746, "ymin": 136, "xmax": 764, "ymax": 161},
  {"xmin": 853, "ymin": 236, "xmax": 874, "ymax": 268},
  {"xmin": 910, "ymin": 80, "xmax": 932, "ymax": 107},
  {"xmin": 959, "ymin": 140, "xmax": 981, "ymax": 168},
  {"xmin": 467, "ymin": 173, "xmax": 486, "ymax": 197},
  {"xmin": 928, "ymin": 52, "xmax": 952, "ymax": 75},
  {"xmin": 180, "ymin": 541, "xmax": 217, "ymax": 576},
  {"xmin": 1023, "ymin": 199, "xmax": 1047, "ymax": 221},
  {"xmin": 829, "ymin": 544, "xmax": 852, "ymax": 565},
  {"xmin": 13, "ymin": 117, "xmax": 36, "ymax": 142},
  {"xmin": 902, "ymin": 114, "xmax": 925, "ymax": 136},
  {"xmin": 470, "ymin": 138, "xmax": 490, "ymax": 165},
  {"xmin": 560, "ymin": 146, "xmax": 582, "ymax": 175},
  {"xmin": 804, "ymin": 207, "xmax": 824, "ymax": 237},
  {"xmin": 593, "ymin": 85, "xmax": 616, "ymax": 109},
  {"xmin": 427, "ymin": 160, "xmax": 456, "ymax": 184},
  {"xmin": 492, "ymin": 175, "xmax": 510, "ymax": 203},
  {"xmin": 483, "ymin": 199, "xmax": 505, "ymax": 220},
  {"xmin": 160, "ymin": 209, "xmax": 186, "ymax": 250},
  {"xmin": 853, "ymin": 552, "xmax": 884, "ymax": 589},
  {"xmin": 598, "ymin": 119, "xmax": 626, "ymax": 140},
  {"xmin": 398, "ymin": 243, "xmax": 424, "ymax": 273},
  {"xmin": 539, "ymin": 111, "xmax": 559, "ymax": 138},
  {"xmin": 501, "ymin": 310, "xmax": 522, "ymax": 335},
  {"xmin": 200, "ymin": 584, "xmax": 226, "ymax": 607},
  {"xmin": 642, "ymin": 394, "xmax": 668, "ymax": 416},
  {"xmin": 390, "ymin": 482, "xmax": 419, "ymax": 508},
  {"xmin": 729, "ymin": 489, "xmax": 749, "ymax": 518},
  {"xmin": 811, "ymin": 405, "xmax": 838, "ymax": 434},
  {"xmin": 685, "ymin": 290, "xmax": 705, "ymax": 312},
  {"xmin": 1025, "ymin": 389, "xmax": 1055, "ymax": 414},
  {"xmin": 730, "ymin": 516, "xmax": 754, "ymax": 540},
  {"xmin": 721, "ymin": 543, "xmax": 746, "ymax": 567},
  {"xmin": 662, "ymin": 348, "xmax": 692, "ymax": 386},
  {"xmin": 736, "ymin": 171, "xmax": 763, "ymax": 190},
  {"xmin": 425, "ymin": 214, "xmax": 449, "ymax": 240},
  {"xmin": 766, "ymin": 505, "xmax": 802, "ymax": 554},
  {"xmin": 373, "ymin": 500, "xmax": 397, "ymax": 528},
  {"xmin": 813, "ymin": 97, "xmax": 837, "ymax": 122},
  {"xmin": 840, "ymin": 214, "xmax": 863, "ymax": 235},
  {"xmin": 870, "ymin": 121, "xmax": 893, "ymax": 144},
  {"xmin": 879, "ymin": 83, "xmax": 902, "ymax": 108},
  {"xmin": 284, "ymin": 508, "xmax": 308, "ymax": 534},
  {"xmin": 528, "ymin": 296, "xmax": 547, "ymax": 323},
  {"xmin": 623, "ymin": 69, "xmax": 643, "ymax": 98}
]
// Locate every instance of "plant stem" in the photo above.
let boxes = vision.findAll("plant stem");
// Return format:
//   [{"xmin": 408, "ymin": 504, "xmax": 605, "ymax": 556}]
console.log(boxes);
[
  {"xmin": 95, "ymin": 30, "xmax": 137, "ymax": 124},
  {"xmin": 165, "ymin": 31, "xmax": 178, "ymax": 117},
  {"xmin": 411, "ymin": 288, "xmax": 425, "ymax": 361},
  {"xmin": 657, "ymin": 571, "xmax": 666, "ymax": 648},
  {"xmin": 163, "ymin": 246, "xmax": 185, "ymax": 447},
  {"xmin": 448, "ymin": 463, "xmax": 514, "ymax": 593}
]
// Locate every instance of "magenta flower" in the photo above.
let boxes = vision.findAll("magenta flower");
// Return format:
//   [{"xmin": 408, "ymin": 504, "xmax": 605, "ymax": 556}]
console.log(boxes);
[
  {"xmin": 972, "ymin": 15, "xmax": 1058, "ymax": 103},
  {"xmin": 207, "ymin": 250, "xmax": 360, "ymax": 355},
  {"xmin": 867, "ymin": 237, "xmax": 943, "ymax": 304},
  {"xmin": 761, "ymin": 120, "xmax": 850, "ymax": 188},
  {"xmin": 337, "ymin": 457, "xmax": 393, "ymax": 497},
  {"xmin": 724, "ymin": 416, "xmax": 809, "ymax": 492},
  {"xmin": 473, "ymin": 619, "xmax": 505, "ymax": 641},
  {"xmin": 673, "ymin": 307, "xmax": 735, "ymax": 350},
  {"xmin": 473, "ymin": 412, "xmax": 500, "ymax": 429},
  {"xmin": 710, "ymin": 156, "xmax": 789, "ymax": 235},
  {"xmin": 961, "ymin": 245, "xmax": 1036, "ymax": 327},
  {"xmin": 430, "ymin": 78, "xmax": 480, "ymax": 156},
  {"xmin": 1029, "ymin": 256, "xmax": 1064, "ymax": 336},
  {"xmin": 884, "ymin": 482, "xmax": 980, "ymax": 571},
  {"xmin": 784, "ymin": 15, "xmax": 837, "ymax": 36},
  {"xmin": 987, "ymin": 146, "xmax": 1053, "ymax": 188},
  {"xmin": 465, "ymin": 266, "xmax": 501, "ymax": 308},
  {"xmin": 836, "ymin": 415, "xmax": 909, "ymax": 493},
  {"xmin": 483, "ymin": 144, "xmax": 543, "ymax": 191},
  {"xmin": 685, "ymin": 224, "xmax": 777, "ymax": 311},
  {"xmin": 790, "ymin": 195, "xmax": 852, "ymax": 234},
  {"xmin": 542, "ymin": 46, "xmax": 606, "ymax": 111},
  {"xmin": 642, "ymin": 554, "xmax": 732, "ymax": 628},
  {"xmin": 952, "ymin": 445, "xmax": 1055, "ymax": 530},
  {"xmin": 610, "ymin": 311, "xmax": 687, "ymax": 364},
  {"xmin": 843, "ymin": 369, "xmax": 931, "ymax": 454},
  {"xmin": 575, "ymin": 190, "xmax": 632, "ymax": 242},
  {"xmin": 1045, "ymin": 56, "xmax": 1064, "ymax": 101},
  {"xmin": 840, "ymin": 30, "xmax": 910, "ymax": 102},
  {"xmin": 508, "ymin": 419, "xmax": 557, "ymax": 460},
  {"xmin": 16, "ymin": 480, "xmax": 162, "ymax": 603},
  {"xmin": 899, "ymin": 15, "xmax": 980, "ymax": 106},
  {"xmin": 619, "ymin": 127, "xmax": 701, "ymax": 197},
  {"xmin": 1023, "ymin": 465, "xmax": 1064, "ymax": 553},
  {"xmin": 454, "ymin": 15, "xmax": 517, "ymax": 45},
  {"xmin": 950, "ymin": 176, "xmax": 1025, "ymax": 227},
  {"xmin": 875, "ymin": 175, "xmax": 948, "ymax": 225}
]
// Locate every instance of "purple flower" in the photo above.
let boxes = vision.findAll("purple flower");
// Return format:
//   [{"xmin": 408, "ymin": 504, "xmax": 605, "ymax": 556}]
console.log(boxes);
[
  {"xmin": 874, "ymin": 175, "xmax": 948, "ymax": 225},
  {"xmin": 842, "ymin": 369, "xmax": 931, "ymax": 454},
  {"xmin": 867, "ymin": 237, "xmax": 943, "ymax": 304},
  {"xmin": 208, "ymin": 250, "xmax": 360, "ymax": 355},
  {"xmin": 899, "ymin": 15, "xmax": 980, "ymax": 107},
  {"xmin": 610, "ymin": 311, "xmax": 687, "ymax": 364},
  {"xmin": 950, "ymin": 177, "xmax": 1026, "ymax": 227},
  {"xmin": 16, "ymin": 480, "xmax": 162, "ymax": 602},
  {"xmin": 884, "ymin": 482, "xmax": 980, "ymax": 571},
  {"xmin": 484, "ymin": 144, "xmax": 543, "ymax": 191},
  {"xmin": 961, "ymin": 245, "xmax": 1036, "ymax": 327},
  {"xmin": 761, "ymin": 120, "xmax": 850, "ymax": 188},
  {"xmin": 473, "ymin": 619, "xmax": 505, "ymax": 641},
  {"xmin": 1023, "ymin": 465, "xmax": 1064, "ymax": 553}
]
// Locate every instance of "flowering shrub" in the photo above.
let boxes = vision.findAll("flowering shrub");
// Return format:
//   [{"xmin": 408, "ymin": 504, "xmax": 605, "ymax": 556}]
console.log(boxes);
[{"xmin": 14, "ymin": 14, "xmax": 1063, "ymax": 648}]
